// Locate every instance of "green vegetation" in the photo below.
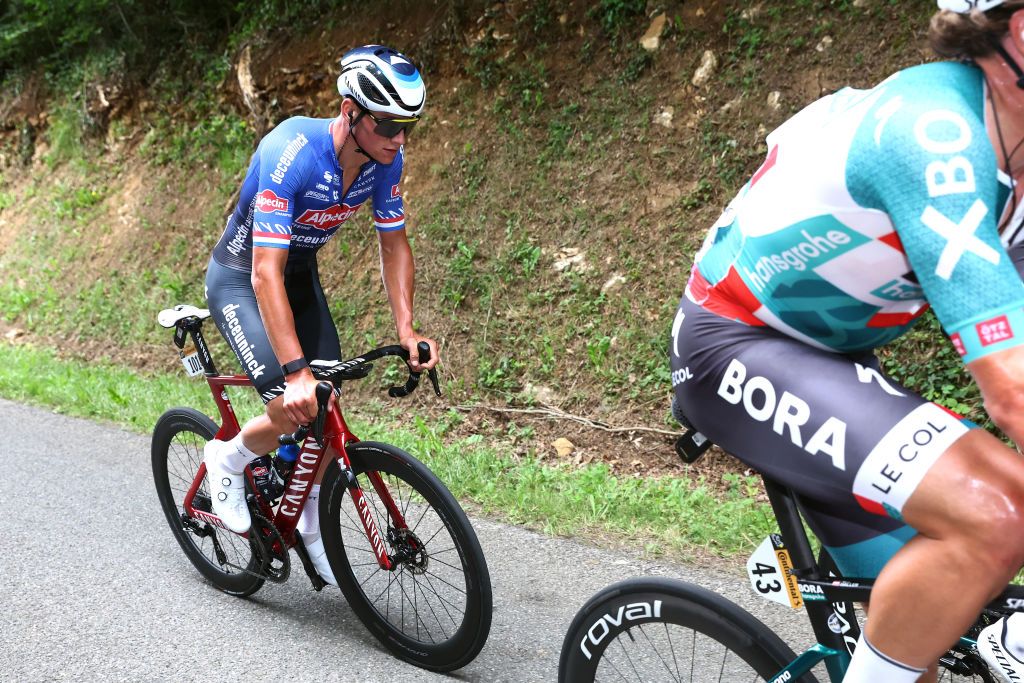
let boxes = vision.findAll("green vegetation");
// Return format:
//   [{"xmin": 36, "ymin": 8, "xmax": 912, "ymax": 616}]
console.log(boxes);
[
  {"xmin": 0, "ymin": 0, "xmax": 979, "ymax": 559},
  {"xmin": 0, "ymin": 341, "xmax": 773, "ymax": 556}
]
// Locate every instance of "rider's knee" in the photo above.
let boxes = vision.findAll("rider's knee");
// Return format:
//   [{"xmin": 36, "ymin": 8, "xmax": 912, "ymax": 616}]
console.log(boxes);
[
  {"xmin": 266, "ymin": 397, "xmax": 298, "ymax": 433},
  {"xmin": 950, "ymin": 475, "xmax": 1024, "ymax": 572}
]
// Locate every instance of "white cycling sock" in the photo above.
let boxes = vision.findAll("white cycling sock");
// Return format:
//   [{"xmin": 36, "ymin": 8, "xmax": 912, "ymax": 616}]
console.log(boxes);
[
  {"xmin": 843, "ymin": 632, "xmax": 924, "ymax": 682},
  {"xmin": 221, "ymin": 434, "xmax": 260, "ymax": 472},
  {"xmin": 1005, "ymin": 613, "xmax": 1024, "ymax": 660},
  {"xmin": 298, "ymin": 484, "xmax": 321, "ymax": 538}
]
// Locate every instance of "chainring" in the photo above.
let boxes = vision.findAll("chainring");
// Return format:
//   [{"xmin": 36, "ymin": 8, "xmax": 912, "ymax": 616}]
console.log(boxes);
[{"xmin": 249, "ymin": 510, "xmax": 290, "ymax": 584}]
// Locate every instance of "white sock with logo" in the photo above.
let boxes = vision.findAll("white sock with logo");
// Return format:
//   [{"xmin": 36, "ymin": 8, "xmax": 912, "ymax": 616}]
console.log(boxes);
[
  {"xmin": 298, "ymin": 485, "xmax": 321, "ymax": 538},
  {"xmin": 220, "ymin": 434, "xmax": 261, "ymax": 473},
  {"xmin": 843, "ymin": 632, "xmax": 924, "ymax": 683},
  {"xmin": 1004, "ymin": 613, "xmax": 1024, "ymax": 660}
]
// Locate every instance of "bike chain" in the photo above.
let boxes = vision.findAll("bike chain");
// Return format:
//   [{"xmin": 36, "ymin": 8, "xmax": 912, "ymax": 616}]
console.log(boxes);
[{"xmin": 247, "ymin": 509, "xmax": 290, "ymax": 584}]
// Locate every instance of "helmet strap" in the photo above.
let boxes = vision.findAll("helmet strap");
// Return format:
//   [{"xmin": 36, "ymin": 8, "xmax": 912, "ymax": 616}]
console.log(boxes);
[
  {"xmin": 995, "ymin": 43, "xmax": 1024, "ymax": 89},
  {"xmin": 346, "ymin": 108, "xmax": 384, "ymax": 165}
]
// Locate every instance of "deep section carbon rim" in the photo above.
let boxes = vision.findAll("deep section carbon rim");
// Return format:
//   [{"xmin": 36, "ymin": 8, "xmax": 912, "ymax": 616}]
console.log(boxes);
[{"xmin": 337, "ymin": 467, "xmax": 469, "ymax": 644}]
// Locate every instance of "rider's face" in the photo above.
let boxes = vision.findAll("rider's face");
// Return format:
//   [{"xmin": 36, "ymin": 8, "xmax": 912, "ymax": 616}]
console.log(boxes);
[
  {"xmin": 354, "ymin": 112, "xmax": 406, "ymax": 164},
  {"xmin": 343, "ymin": 100, "xmax": 407, "ymax": 164}
]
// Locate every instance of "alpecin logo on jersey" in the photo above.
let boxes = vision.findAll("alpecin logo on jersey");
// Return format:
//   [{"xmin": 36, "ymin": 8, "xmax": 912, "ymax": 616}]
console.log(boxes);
[
  {"xmin": 295, "ymin": 203, "xmax": 359, "ymax": 230},
  {"xmin": 950, "ymin": 332, "xmax": 967, "ymax": 356},
  {"xmin": 254, "ymin": 189, "xmax": 289, "ymax": 214},
  {"xmin": 977, "ymin": 315, "xmax": 1014, "ymax": 346}
]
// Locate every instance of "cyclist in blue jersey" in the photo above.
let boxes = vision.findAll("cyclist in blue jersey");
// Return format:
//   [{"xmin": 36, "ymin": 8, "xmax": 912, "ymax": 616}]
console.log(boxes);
[
  {"xmin": 202, "ymin": 45, "xmax": 436, "ymax": 585},
  {"xmin": 672, "ymin": 2, "xmax": 1024, "ymax": 681}
]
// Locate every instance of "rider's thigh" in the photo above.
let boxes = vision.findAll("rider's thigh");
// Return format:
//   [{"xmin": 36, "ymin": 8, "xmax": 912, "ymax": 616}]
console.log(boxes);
[{"xmin": 902, "ymin": 428, "xmax": 1024, "ymax": 569}]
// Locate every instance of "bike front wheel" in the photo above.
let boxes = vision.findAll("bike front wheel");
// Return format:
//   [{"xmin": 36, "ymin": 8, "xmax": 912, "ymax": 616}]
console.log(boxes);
[
  {"xmin": 559, "ymin": 577, "xmax": 816, "ymax": 683},
  {"xmin": 152, "ymin": 408, "xmax": 264, "ymax": 597},
  {"xmin": 320, "ymin": 441, "xmax": 492, "ymax": 672}
]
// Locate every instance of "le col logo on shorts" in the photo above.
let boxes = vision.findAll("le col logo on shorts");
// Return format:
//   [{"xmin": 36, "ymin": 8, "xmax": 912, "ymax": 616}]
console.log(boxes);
[
  {"xmin": 976, "ymin": 315, "xmax": 1014, "ymax": 346},
  {"xmin": 255, "ymin": 189, "xmax": 289, "ymax": 214}
]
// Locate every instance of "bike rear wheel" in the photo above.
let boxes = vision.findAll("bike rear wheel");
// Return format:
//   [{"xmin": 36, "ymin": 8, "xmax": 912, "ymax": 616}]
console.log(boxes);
[
  {"xmin": 320, "ymin": 441, "xmax": 492, "ymax": 672},
  {"xmin": 559, "ymin": 577, "xmax": 816, "ymax": 683},
  {"xmin": 152, "ymin": 408, "xmax": 264, "ymax": 597}
]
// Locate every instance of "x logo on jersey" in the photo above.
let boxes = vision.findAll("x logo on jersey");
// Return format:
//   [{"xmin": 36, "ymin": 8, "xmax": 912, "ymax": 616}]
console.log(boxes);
[{"xmin": 920, "ymin": 199, "xmax": 1000, "ymax": 280}]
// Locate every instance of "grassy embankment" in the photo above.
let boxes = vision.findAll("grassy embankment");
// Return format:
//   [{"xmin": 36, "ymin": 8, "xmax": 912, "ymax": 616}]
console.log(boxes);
[
  {"xmin": 0, "ymin": 341, "xmax": 774, "ymax": 556},
  {"xmin": 0, "ymin": 1, "xmax": 985, "ymax": 559}
]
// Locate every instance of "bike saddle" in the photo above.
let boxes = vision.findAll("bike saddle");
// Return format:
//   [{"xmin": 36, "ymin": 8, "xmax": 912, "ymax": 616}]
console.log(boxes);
[{"xmin": 158, "ymin": 304, "xmax": 211, "ymax": 328}]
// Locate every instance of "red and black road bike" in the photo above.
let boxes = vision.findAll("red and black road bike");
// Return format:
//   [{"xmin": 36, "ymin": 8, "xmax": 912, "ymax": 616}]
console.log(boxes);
[{"xmin": 151, "ymin": 305, "xmax": 492, "ymax": 672}]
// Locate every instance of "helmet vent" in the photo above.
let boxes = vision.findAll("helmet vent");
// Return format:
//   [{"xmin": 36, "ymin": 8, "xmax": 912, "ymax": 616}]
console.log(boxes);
[{"xmin": 357, "ymin": 74, "xmax": 388, "ymax": 106}]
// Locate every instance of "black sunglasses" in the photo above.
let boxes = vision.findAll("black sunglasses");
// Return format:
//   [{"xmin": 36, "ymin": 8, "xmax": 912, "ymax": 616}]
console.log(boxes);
[{"xmin": 357, "ymin": 106, "xmax": 419, "ymax": 138}]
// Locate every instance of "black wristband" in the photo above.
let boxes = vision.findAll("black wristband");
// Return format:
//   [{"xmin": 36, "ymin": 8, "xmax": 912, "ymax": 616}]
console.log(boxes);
[{"xmin": 281, "ymin": 357, "xmax": 308, "ymax": 376}]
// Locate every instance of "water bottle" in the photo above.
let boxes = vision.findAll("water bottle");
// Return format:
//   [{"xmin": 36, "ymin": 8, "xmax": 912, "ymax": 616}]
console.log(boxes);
[
  {"xmin": 250, "ymin": 443, "xmax": 299, "ymax": 502},
  {"xmin": 249, "ymin": 455, "xmax": 281, "ymax": 501},
  {"xmin": 273, "ymin": 443, "xmax": 300, "ymax": 487}
]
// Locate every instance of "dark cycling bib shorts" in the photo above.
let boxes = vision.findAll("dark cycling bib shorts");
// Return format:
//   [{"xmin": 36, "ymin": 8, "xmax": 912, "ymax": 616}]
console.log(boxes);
[
  {"xmin": 670, "ymin": 295, "xmax": 974, "ymax": 577},
  {"xmin": 206, "ymin": 257, "xmax": 341, "ymax": 403}
]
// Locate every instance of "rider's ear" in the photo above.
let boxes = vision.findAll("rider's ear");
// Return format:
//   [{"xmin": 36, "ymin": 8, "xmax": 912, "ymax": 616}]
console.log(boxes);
[{"xmin": 1010, "ymin": 10, "xmax": 1024, "ymax": 60}]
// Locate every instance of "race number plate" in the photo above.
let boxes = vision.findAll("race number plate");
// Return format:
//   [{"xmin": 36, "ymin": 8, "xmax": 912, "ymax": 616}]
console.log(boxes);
[
  {"xmin": 179, "ymin": 343, "xmax": 203, "ymax": 377},
  {"xmin": 746, "ymin": 534, "xmax": 803, "ymax": 610}
]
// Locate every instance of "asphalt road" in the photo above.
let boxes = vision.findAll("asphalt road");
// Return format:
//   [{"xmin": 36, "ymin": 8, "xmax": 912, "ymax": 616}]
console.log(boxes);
[{"xmin": 0, "ymin": 399, "xmax": 816, "ymax": 682}]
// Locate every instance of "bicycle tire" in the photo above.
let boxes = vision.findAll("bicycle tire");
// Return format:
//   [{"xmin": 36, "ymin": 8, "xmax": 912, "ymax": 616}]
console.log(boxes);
[
  {"xmin": 320, "ymin": 441, "xmax": 492, "ymax": 672},
  {"xmin": 558, "ymin": 577, "xmax": 817, "ymax": 683},
  {"xmin": 152, "ymin": 408, "xmax": 264, "ymax": 597}
]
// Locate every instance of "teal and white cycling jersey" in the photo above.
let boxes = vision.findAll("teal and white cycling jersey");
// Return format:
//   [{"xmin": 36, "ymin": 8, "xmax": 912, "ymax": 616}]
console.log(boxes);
[{"xmin": 687, "ymin": 61, "xmax": 1024, "ymax": 363}]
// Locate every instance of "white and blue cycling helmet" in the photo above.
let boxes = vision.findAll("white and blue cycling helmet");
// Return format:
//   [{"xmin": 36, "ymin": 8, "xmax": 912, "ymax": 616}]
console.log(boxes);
[
  {"xmin": 938, "ymin": 0, "xmax": 1008, "ymax": 12},
  {"xmin": 337, "ymin": 45, "xmax": 425, "ymax": 117}
]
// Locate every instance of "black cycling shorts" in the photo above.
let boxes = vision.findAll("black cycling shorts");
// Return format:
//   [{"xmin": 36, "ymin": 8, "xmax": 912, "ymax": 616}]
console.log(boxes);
[
  {"xmin": 670, "ymin": 295, "xmax": 975, "ymax": 577},
  {"xmin": 205, "ymin": 257, "xmax": 341, "ymax": 403}
]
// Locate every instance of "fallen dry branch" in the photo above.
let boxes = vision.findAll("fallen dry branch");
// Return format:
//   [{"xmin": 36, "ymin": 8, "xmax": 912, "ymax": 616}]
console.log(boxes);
[{"xmin": 454, "ymin": 403, "xmax": 680, "ymax": 437}]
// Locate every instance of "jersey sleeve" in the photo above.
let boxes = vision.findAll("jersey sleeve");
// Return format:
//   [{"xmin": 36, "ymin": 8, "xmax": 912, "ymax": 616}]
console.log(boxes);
[
  {"xmin": 251, "ymin": 123, "xmax": 312, "ymax": 250},
  {"xmin": 848, "ymin": 73, "xmax": 1024, "ymax": 363},
  {"xmin": 371, "ymin": 146, "xmax": 406, "ymax": 232}
]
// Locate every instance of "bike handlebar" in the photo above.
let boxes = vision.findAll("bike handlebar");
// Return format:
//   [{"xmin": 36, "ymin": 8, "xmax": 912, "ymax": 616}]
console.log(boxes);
[{"xmin": 279, "ymin": 342, "xmax": 441, "ymax": 447}]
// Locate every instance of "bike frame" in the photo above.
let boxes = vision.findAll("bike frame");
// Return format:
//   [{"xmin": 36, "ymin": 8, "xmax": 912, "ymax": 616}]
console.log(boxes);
[
  {"xmin": 759, "ymin": 476, "xmax": 1024, "ymax": 682},
  {"xmin": 174, "ymin": 316, "xmax": 405, "ymax": 572}
]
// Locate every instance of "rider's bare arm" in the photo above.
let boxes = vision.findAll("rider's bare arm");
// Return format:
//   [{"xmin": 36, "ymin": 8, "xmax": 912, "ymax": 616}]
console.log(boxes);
[
  {"xmin": 969, "ymin": 346, "xmax": 1024, "ymax": 448},
  {"xmin": 377, "ymin": 228, "xmax": 438, "ymax": 371},
  {"xmin": 252, "ymin": 246, "xmax": 318, "ymax": 422}
]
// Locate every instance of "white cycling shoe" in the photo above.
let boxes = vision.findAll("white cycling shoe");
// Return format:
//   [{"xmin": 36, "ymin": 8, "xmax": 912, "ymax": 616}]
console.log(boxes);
[
  {"xmin": 300, "ymin": 532, "xmax": 338, "ymax": 587},
  {"xmin": 204, "ymin": 439, "xmax": 252, "ymax": 534},
  {"xmin": 978, "ymin": 613, "xmax": 1024, "ymax": 683}
]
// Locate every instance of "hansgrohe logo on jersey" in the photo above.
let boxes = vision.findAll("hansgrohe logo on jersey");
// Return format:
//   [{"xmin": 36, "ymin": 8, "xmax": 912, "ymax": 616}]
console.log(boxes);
[{"xmin": 743, "ymin": 228, "xmax": 853, "ymax": 292}]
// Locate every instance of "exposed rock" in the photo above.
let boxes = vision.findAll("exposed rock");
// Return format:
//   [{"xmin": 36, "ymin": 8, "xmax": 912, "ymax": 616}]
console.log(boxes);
[
  {"xmin": 692, "ymin": 50, "xmax": 718, "ymax": 87},
  {"xmin": 552, "ymin": 438, "xmax": 575, "ymax": 458},
  {"xmin": 4, "ymin": 328, "xmax": 24, "ymax": 341},
  {"xmin": 601, "ymin": 274, "xmax": 627, "ymax": 294},
  {"xmin": 741, "ymin": 4, "xmax": 764, "ymax": 20},
  {"xmin": 853, "ymin": 0, "xmax": 868, "ymax": 6},
  {"xmin": 719, "ymin": 95, "xmax": 743, "ymax": 114},
  {"xmin": 653, "ymin": 106, "xmax": 674, "ymax": 129},
  {"xmin": 815, "ymin": 36, "xmax": 834, "ymax": 52},
  {"xmin": 552, "ymin": 247, "xmax": 589, "ymax": 273},
  {"xmin": 523, "ymin": 383, "xmax": 560, "ymax": 405},
  {"xmin": 767, "ymin": 91, "xmax": 782, "ymax": 111},
  {"xmin": 640, "ymin": 13, "xmax": 667, "ymax": 51}
]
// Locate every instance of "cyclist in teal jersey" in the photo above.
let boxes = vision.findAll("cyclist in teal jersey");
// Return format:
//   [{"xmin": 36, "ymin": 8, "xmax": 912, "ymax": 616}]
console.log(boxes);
[
  {"xmin": 672, "ymin": 2, "xmax": 1024, "ymax": 681},
  {"xmin": 202, "ymin": 46, "xmax": 437, "ymax": 585}
]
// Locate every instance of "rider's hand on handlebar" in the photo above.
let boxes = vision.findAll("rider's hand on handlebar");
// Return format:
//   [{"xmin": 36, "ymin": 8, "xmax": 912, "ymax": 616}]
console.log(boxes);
[
  {"xmin": 400, "ymin": 334, "xmax": 439, "ymax": 372},
  {"xmin": 282, "ymin": 368, "xmax": 323, "ymax": 424}
]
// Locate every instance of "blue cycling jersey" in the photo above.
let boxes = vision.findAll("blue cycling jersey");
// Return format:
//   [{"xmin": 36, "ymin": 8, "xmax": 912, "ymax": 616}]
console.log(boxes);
[{"xmin": 212, "ymin": 116, "xmax": 406, "ymax": 271}]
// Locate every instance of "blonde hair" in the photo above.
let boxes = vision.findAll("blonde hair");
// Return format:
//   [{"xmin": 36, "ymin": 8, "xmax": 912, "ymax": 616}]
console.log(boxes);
[{"xmin": 930, "ymin": 3, "xmax": 1024, "ymax": 58}]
